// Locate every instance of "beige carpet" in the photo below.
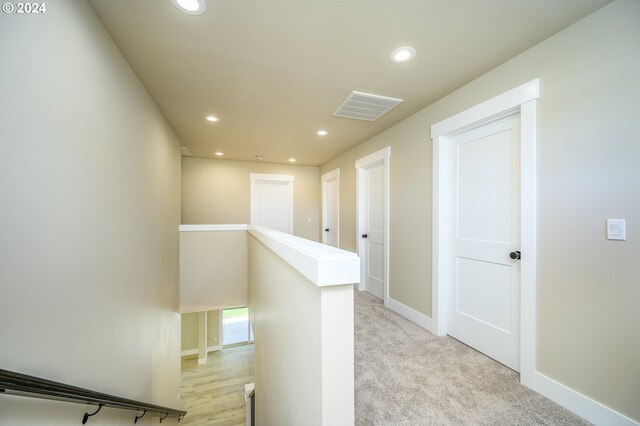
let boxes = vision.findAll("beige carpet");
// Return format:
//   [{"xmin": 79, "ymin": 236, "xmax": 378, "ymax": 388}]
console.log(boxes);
[{"xmin": 354, "ymin": 290, "xmax": 591, "ymax": 426}]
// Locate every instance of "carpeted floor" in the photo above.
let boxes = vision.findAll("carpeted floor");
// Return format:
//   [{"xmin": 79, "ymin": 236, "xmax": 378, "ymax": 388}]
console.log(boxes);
[{"xmin": 354, "ymin": 290, "xmax": 591, "ymax": 426}]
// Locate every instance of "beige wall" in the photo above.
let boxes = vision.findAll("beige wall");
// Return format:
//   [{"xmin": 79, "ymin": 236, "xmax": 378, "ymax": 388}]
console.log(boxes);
[
  {"xmin": 180, "ymin": 230, "xmax": 248, "ymax": 312},
  {"xmin": 248, "ymin": 235, "xmax": 354, "ymax": 426},
  {"xmin": 181, "ymin": 311, "xmax": 221, "ymax": 351},
  {"xmin": 321, "ymin": 0, "xmax": 640, "ymax": 420},
  {"xmin": 0, "ymin": 1, "xmax": 182, "ymax": 424},
  {"xmin": 182, "ymin": 157, "xmax": 321, "ymax": 241}
]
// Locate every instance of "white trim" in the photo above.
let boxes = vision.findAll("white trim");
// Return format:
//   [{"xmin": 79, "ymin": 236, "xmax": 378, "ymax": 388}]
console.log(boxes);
[
  {"xmin": 248, "ymin": 226, "xmax": 360, "ymax": 287},
  {"xmin": 535, "ymin": 373, "xmax": 640, "ymax": 426},
  {"xmin": 355, "ymin": 146, "xmax": 391, "ymax": 307},
  {"xmin": 431, "ymin": 79, "xmax": 540, "ymax": 138},
  {"xmin": 321, "ymin": 168, "xmax": 340, "ymax": 181},
  {"xmin": 321, "ymin": 168, "xmax": 340, "ymax": 247},
  {"xmin": 250, "ymin": 173, "xmax": 294, "ymax": 234},
  {"xmin": 181, "ymin": 345, "xmax": 222, "ymax": 357},
  {"xmin": 179, "ymin": 224, "xmax": 248, "ymax": 232},
  {"xmin": 355, "ymin": 146, "xmax": 391, "ymax": 169},
  {"xmin": 519, "ymin": 98, "xmax": 537, "ymax": 387},
  {"xmin": 249, "ymin": 173, "xmax": 294, "ymax": 182},
  {"xmin": 387, "ymin": 297, "xmax": 432, "ymax": 332},
  {"xmin": 430, "ymin": 79, "xmax": 539, "ymax": 389}
]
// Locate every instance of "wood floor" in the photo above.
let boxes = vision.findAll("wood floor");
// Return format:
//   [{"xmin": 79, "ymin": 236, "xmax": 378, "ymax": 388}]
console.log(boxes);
[{"xmin": 180, "ymin": 344, "xmax": 255, "ymax": 426}]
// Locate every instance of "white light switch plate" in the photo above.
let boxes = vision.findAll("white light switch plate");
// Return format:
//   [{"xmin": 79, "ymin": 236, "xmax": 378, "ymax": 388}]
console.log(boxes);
[{"xmin": 607, "ymin": 219, "xmax": 626, "ymax": 240}]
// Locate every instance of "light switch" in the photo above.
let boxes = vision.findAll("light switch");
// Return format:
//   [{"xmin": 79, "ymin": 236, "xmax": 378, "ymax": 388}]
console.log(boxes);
[
  {"xmin": 307, "ymin": 217, "xmax": 312, "ymax": 224},
  {"xmin": 607, "ymin": 219, "xmax": 626, "ymax": 241}
]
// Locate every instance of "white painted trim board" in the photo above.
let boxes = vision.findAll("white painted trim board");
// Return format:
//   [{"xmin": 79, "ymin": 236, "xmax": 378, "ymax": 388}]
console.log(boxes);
[
  {"xmin": 387, "ymin": 297, "xmax": 432, "ymax": 332},
  {"xmin": 179, "ymin": 224, "xmax": 248, "ymax": 232},
  {"xmin": 248, "ymin": 226, "xmax": 360, "ymax": 287},
  {"xmin": 535, "ymin": 373, "xmax": 639, "ymax": 426}
]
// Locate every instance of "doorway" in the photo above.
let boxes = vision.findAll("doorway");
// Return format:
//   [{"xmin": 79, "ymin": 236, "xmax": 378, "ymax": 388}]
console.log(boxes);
[
  {"xmin": 321, "ymin": 168, "xmax": 340, "ymax": 247},
  {"xmin": 356, "ymin": 147, "xmax": 390, "ymax": 306},
  {"xmin": 222, "ymin": 307, "xmax": 254, "ymax": 346},
  {"xmin": 448, "ymin": 114, "xmax": 521, "ymax": 371},
  {"xmin": 250, "ymin": 173, "xmax": 294, "ymax": 233},
  {"xmin": 431, "ymin": 79, "xmax": 539, "ymax": 386}
]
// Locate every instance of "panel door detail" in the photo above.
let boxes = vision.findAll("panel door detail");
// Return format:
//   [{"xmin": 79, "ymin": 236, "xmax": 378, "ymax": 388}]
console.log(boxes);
[
  {"xmin": 363, "ymin": 163, "xmax": 385, "ymax": 300},
  {"xmin": 448, "ymin": 115, "xmax": 521, "ymax": 371}
]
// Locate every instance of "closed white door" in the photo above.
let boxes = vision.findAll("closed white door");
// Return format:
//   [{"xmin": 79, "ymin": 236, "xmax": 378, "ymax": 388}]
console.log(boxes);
[
  {"xmin": 362, "ymin": 162, "xmax": 385, "ymax": 300},
  {"xmin": 322, "ymin": 170, "xmax": 339, "ymax": 247},
  {"xmin": 448, "ymin": 115, "xmax": 521, "ymax": 371},
  {"xmin": 250, "ymin": 174, "xmax": 293, "ymax": 233}
]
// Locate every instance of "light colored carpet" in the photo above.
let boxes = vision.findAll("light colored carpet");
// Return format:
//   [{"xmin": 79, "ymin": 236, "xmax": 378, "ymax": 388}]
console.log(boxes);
[{"xmin": 354, "ymin": 290, "xmax": 591, "ymax": 426}]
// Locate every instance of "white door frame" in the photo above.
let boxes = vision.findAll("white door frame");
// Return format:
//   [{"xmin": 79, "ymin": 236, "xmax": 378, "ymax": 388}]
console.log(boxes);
[
  {"xmin": 249, "ymin": 173, "xmax": 294, "ymax": 234},
  {"xmin": 431, "ymin": 79, "xmax": 539, "ymax": 388},
  {"xmin": 356, "ymin": 147, "xmax": 390, "ymax": 307},
  {"xmin": 321, "ymin": 168, "xmax": 340, "ymax": 246}
]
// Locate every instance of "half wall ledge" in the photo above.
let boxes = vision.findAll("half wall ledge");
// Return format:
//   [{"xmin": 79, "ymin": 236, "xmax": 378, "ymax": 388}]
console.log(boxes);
[{"xmin": 248, "ymin": 225, "xmax": 360, "ymax": 287}]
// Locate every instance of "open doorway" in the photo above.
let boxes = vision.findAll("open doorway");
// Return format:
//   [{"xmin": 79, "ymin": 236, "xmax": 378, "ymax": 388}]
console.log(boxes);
[{"xmin": 222, "ymin": 307, "xmax": 254, "ymax": 346}]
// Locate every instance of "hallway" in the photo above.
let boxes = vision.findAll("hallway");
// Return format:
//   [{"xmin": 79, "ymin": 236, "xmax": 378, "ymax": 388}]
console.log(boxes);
[{"xmin": 179, "ymin": 290, "xmax": 591, "ymax": 425}]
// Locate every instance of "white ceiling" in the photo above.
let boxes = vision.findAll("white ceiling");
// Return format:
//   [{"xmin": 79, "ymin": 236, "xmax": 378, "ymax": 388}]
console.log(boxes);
[{"xmin": 88, "ymin": 0, "xmax": 612, "ymax": 166}]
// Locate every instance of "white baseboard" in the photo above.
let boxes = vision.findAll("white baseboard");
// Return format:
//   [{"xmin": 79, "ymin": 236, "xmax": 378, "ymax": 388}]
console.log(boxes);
[
  {"xmin": 387, "ymin": 297, "xmax": 433, "ymax": 332},
  {"xmin": 535, "ymin": 372, "xmax": 639, "ymax": 426},
  {"xmin": 181, "ymin": 345, "xmax": 222, "ymax": 357}
]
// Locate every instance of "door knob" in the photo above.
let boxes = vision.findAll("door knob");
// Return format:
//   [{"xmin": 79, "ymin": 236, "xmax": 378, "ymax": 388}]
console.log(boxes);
[
  {"xmin": 324, "ymin": 228, "xmax": 329, "ymax": 232},
  {"xmin": 362, "ymin": 234, "xmax": 368, "ymax": 238},
  {"xmin": 510, "ymin": 251, "xmax": 521, "ymax": 260}
]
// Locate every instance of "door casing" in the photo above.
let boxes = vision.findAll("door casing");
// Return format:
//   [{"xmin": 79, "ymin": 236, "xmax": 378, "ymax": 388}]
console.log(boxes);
[
  {"xmin": 431, "ymin": 79, "xmax": 539, "ymax": 388},
  {"xmin": 356, "ymin": 147, "xmax": 390, "ymax": 307}
]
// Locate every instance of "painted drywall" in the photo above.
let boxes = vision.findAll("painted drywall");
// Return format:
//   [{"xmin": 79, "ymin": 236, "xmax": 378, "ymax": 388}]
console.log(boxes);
[
  {"xmin": 180, "ymin": 230, "xmax": 248, "ymax": 312},
  {"xmin": 320, "ymin": 0, "xmax": 640, "ymax": 420},
  {"xmin": 181, "ymin": 311, "xmax": 221, "ymax": 351},
  {"xmin": 0, "ymin": 1, "xmax": 182, "ymax": 424},
  {"xmin": 248, "ymin": 235, "xmax": 354, "ymax": 426},
  {"xmin": 181, "ymin": 157, "xmax": 321, "ymax": 241}
]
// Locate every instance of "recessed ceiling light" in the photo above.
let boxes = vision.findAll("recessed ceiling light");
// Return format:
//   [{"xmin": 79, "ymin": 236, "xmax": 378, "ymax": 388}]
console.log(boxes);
[
  {"xmin": 205, "ymin": 115, "xmax": 219, "ymax": 122},
  {"xmin": 390, "ymin": 46, "xmax": 416, "ymax": 64},
  {"xmin": 214, "ymin": 152, "xmax": 224, "ymax": 156},
  {"xmin": 288, "ymin": 158, "xmax": 296, "ymax": 163},
  {"xmin": 317, "ymin": 130, "xmax": 328, "ymax": 136},
  {"xmin": 169, "ymin": 0, "xmax": 206, "ymax": 15}
]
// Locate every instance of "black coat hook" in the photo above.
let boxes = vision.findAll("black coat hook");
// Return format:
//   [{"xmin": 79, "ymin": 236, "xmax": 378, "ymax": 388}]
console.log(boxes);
[
  {"xmin": 159, "ymin": 412, "xmax": 169, "ymax": 423},
  {"xmin": 82, "ymin": 403, "xmax": 104, "ymax": 424},
  {"xmin": 134, "ymin": 409, "xmax": 147, "ymax": 423}
]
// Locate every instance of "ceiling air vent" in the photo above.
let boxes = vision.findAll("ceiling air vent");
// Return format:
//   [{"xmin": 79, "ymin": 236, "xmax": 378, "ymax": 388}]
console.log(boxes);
[{"xmin": 332, "ymin": 91, "xmax": 403, "ymax": 121}]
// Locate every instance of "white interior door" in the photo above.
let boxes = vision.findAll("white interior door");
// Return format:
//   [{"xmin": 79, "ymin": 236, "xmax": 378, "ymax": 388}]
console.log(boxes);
[
  {"xmin": 362, "ymin": 162, "xmax": 385, "ymax": 300},
  {"xmin": 322, "ymin": 169, "xmax": 340, "ymax": 247},
  {"xmin": 448, "ymin": 115, "xmax": 521, "ymax": 371},
  {"xmin": 250, "ymin": 174, "xmax": 293, "ymax": 233}
]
